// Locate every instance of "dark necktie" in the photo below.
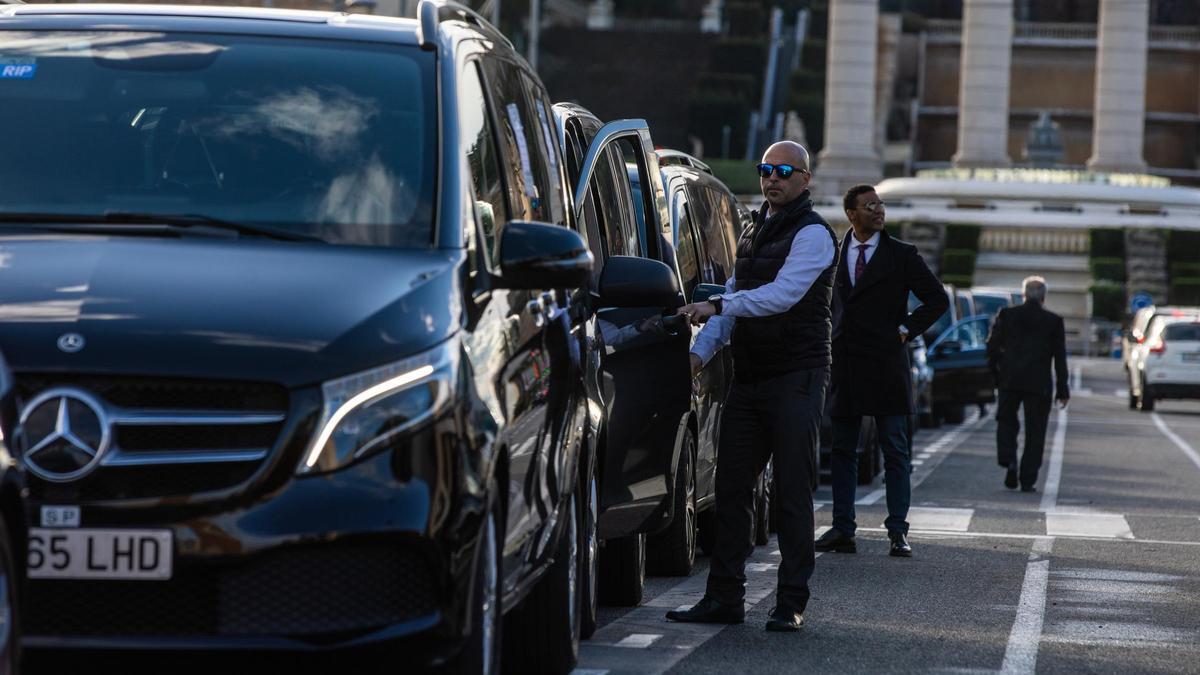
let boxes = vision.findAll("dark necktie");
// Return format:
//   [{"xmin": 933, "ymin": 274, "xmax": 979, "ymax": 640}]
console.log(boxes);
[{"xmin": 855, "ymin": 244, "xmax": 869, "ymax": 284}]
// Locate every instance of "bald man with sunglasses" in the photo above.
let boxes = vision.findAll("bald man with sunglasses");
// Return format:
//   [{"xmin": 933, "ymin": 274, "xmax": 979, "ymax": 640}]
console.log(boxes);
[{"xmin": 667, "ymin": 141, "xmax": 836, "ymax": 632}]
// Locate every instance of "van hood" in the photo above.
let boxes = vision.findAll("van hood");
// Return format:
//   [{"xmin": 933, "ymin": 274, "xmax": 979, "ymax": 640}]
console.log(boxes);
[{"xmin": 0, "ymin": 234, "xmax": 463, "ymax": 388}]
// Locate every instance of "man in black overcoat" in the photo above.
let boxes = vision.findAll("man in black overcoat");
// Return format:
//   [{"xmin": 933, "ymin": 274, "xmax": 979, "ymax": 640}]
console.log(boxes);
[
  {"xmin": 986, "ymin": 276, "xmax": 1070, "ymax": 492},
  {"xmin": 815, "ymin": 184, "xmax": 948, "ymax": 558}
]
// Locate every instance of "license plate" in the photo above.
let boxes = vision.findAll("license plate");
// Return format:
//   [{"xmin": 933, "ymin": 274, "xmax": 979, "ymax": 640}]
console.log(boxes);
[
  {"xmin": 28, "ymin": 528, "xmax": 172, "ymax": 580},
  {"xmin": 1183, "ymin": 353, "xmax": 1200, "ymax": 362}
]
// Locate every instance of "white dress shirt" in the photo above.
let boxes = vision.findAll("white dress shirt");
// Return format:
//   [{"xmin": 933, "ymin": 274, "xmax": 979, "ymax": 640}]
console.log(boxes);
[
  {"xmin": 847, "ymin": 230, "xmax": 881, "ymax": 287},
  {"xmin": 690, "ymin": 224, "xmax": 836, "ymax": 367}
]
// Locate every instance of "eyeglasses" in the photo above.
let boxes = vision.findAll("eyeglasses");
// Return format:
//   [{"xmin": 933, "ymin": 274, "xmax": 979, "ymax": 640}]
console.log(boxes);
[
  {"xmin": 756, "ymin": 163, "xmax": 803, "ymax": 180},
  {"xmin": 863, "ymin": 200, "xmax": 886, "ymax": 213}
]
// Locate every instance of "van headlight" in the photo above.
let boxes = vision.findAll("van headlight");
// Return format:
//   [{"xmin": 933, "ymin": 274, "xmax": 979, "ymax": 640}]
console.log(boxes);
[{"xmin": 298, "ymin": 337, "xmax": 458, "ymax": 474}]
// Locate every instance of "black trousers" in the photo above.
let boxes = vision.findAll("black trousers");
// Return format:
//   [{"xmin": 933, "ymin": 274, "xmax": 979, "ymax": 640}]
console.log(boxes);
[
  {"xmin": 995, "ymin": 388, "xmax": 1052, "ymax": 488},
  {"xmin": 706, "ymin": 366, "xmax": 828, "ymax": 613}
]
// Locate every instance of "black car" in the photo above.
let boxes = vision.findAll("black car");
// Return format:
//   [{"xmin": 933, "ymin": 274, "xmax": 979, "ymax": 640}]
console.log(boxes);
[
  {"xmin": 0, "ymin": 2, "xmax": 678, "ymax": 671},
  {"xmin": 0, "ymin": 351, "xmax": 20, "ymax": 674},
  {"xmin": 927, "ymin": 316, "xmax": 996, "ymax": 424}
]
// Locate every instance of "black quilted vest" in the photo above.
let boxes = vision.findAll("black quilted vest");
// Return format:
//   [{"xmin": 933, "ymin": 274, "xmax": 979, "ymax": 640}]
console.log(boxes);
[{"xmin": 731, "ymin": 193, "xmax": 838, "ymax": 382}]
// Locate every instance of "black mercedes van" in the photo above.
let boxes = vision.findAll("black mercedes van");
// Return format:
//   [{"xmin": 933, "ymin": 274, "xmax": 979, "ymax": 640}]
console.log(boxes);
[{"xmin": 0, "ymin": 1, "xmax": 678, "ymax": 672}]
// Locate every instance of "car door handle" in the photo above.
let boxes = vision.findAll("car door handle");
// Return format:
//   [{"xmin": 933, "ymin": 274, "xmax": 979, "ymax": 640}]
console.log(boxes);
[{"xmin": 527, "ymin": 298, "xmax": 547, "ymax": 328}]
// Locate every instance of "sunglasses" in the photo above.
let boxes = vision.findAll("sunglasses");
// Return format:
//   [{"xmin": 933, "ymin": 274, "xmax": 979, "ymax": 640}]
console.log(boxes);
[
  {"xmin": 863, "ymin": 200, "xmax": 885, "ymax": 213},
  {"xmin": 756, "ymin": 163, "xmax": 803, "ymax": 180}
]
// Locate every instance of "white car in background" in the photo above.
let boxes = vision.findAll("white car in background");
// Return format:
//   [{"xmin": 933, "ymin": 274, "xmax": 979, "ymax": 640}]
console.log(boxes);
[
  {"xmin": 1129, "ymin": 316, "xmax": 1200, "ymax": 411},
  {"xmin": 1124, "ymin": 306, "xmax": 1200, "ymax": 376}
]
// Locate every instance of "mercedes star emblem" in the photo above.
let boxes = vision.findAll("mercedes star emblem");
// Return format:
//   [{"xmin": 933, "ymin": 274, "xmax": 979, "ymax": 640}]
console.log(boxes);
[
  {"xmin": 57, "ymin": 333, "xmax": 86, "ymax": 353},
  {"xmin": 19, "ymin": 388, "xmax": 111, "ymax": 482}
]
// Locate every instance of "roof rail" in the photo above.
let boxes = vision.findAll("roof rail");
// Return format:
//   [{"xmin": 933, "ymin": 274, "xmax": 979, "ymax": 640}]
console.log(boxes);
[{"xmin": 417, "ymin": 0, "xmax": 512, "ymax": 52}]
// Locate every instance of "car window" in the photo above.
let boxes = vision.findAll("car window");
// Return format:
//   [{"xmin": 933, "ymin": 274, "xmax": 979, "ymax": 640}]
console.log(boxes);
[
  {"xmin": 481, "ymin": 60, "xmax": 560, "ymax": 225},
  {"xmin": 592, "ymin": 147, "xmax": 641, "ymax": 258},
  {"xmin": 699, "ymin": 187, "xmax": 737, "ymax": 285},
  {"xmin": 0, "ymin": 31, "xmax": 437, "ymax": 247},
  {"xmin": 673, "ymin": 191, "xmax": 701, "ymax": 299},
  {"xmin": 522, "ymin": 74, "xmax": 568, "ymax": 226},
  {"xmin": 947, "ymin": 317, "xmax": 987, "ymax": 350},
  {"xmin": 1164, "ymin": 322, "xmax": 1200, "ymax": 342},
  {"xmin": 956, "ymin": 294, "xmax": 972, "ymax": 320},
  {"xmin": 459, "ymin": 62, "xmax": 507, "ymax": 268}
]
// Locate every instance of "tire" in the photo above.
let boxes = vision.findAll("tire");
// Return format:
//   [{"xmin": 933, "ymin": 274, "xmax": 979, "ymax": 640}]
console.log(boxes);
[
  {"xmin": 0, "ymin": 519, "xmax": 18, "ymax": 675},
  {"xmin": 598, "ymin": 532, "xmax": 644, "ymax": 607},
  {"xmin": 1140, "ymin": 378, "xmax": 1156, "ymax": 412},
  {"xmin": 504, "ymin": 492, "xmax": 580, "ymax": 674},
  {"xmin": 648, "ymin": 429, "xmax": 697, "ymax": 576},
  {"xmin": 754, "ymin": 461, "xmax": 772, "ymax": 546},
  {"xmin": 452, "ymin": 495, "xmax": 502, "ymax": 675},
  {"xmin": 856, "ymin": 441, "xmax": 879, "ymax": 486},
  {"xmin": 578, "ymin": 459, "xmax": 600, "ymax": 640}
]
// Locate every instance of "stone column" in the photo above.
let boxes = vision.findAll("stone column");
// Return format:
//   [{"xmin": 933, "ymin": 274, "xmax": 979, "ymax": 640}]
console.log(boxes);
[
  {"xmin": 1088, "ymin": 0, "xmax": 1149, "ymax": 174},
  {"xmin": 953, "ymin": 0, "xmax": 1014, "ymax": 168},
  {"xmin": 816, "ymin": 0, "xmax": 882, "ymax": 197}
]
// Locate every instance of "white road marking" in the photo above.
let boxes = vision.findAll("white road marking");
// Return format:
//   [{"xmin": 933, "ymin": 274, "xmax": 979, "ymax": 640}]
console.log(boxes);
[
  {"xmin": 1114, "ymin": 388, "xmax": 1127, "ymax": 398},
  {"xmin": 1039, "ymin": 408, "xmax": 1068, "ymax": 513},
  {"xmin": 614, "ymin": 633, "xmax": 662, "ymax": 648},
  {"xmin": 912, "ymin": 459, "xmax": 925, "ymax": 466},
  {"xmin": 907, "ymin": 507, "xmax": 973, "ymax": 532},
  {"xmin": 1150, "ymin": 412, "xmax": 1200, "ymax": 472},
  {"xmin": 1070, "ymin": 364, "xmax": 1082, "ymax": 392},
  {"xmin": 1044, "ymin": 512, "xmax": 1134, "ymax": 539},
  {"xmin": 854, "ymin": 526, "xmax": 1200, "ymax": 547},
  {"xmin": 1000, "ymin": 537, "xmax": 1053, "ymax": 675},
  {"xmin": 1044, "ymin": 566, "xmax": 1199, "ymax": 648}
]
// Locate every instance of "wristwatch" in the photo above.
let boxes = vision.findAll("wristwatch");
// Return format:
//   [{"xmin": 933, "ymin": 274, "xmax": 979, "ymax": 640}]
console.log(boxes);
[{"xmin": 707, "ymin": 296, "xmax": 722, "ymax": 315}]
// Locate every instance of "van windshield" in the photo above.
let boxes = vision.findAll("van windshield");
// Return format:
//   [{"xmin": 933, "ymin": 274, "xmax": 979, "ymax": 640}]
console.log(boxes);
[{"xmin": 0, "ymin": 31, "xmax": 436, "ymax": 247}]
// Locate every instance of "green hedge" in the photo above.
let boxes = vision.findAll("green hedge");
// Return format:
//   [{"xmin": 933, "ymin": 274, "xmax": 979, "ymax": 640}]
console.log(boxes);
[
  {"xmin": 1090, "ymin": 282, "xmax": 1126, "ymax": 323},
  {"xmin": 940, "ymin": 248, "xmax": 977, "ymax": 277},
  {"xmin": 1090, "ymin": 257, "xmax": 1126, "ymax": 283},
  {"xmin": 1171, "ymin": 262, "xmax": 1200, "ymax": 279},
  {"xmin": 706, "ymin": 159, "xmax": 761, "ymax": 196},
  {"xmin": 696, "ymin": 72, "xmax": 757, "ymax": 99},
  {"xmin": 1167, "ymin": 231, "xmax": 1200, "ymax": 263},
  {"xmin": 942, "ymin": 274, "xmax": 974, "ymax": 288},
  {"xmin": 1171, "ymin": 277, "xmax": 1200, "ymax": 306},
  {"xmin": 1089, "ymin": 229, "xmax": 1125, "ymax": 259},
  {"xmin": 725, "ymin": 2, "xmax": 766, "ymax": 37},
  {"xmin": 944, "ymin": 224, "xmax": 982, "ymax": 251},
  {"xmin": 688, "ymin": 91, "xmax": 752, "ymax": 162},
  {"xmin": 708, "ymin": 38, "xmax": 767, "ymax": 79}
]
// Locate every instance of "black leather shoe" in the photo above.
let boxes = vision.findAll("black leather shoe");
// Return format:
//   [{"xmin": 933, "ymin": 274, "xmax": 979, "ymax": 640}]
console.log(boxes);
[
  {"xmin": 665, "ymin": 596, "xmax": 744, "ymax": 624},
  {"xmin": 889, "ymin": 532, "xmax": 913, "ymax": 558},
  {"xmin": 814, "ymin": 528, "xmax": 856, "ymax": 553},
  {"xmin": 765, "ymin": 606, "xmax": 804, "ymax": 632},
  {"xmin": 1004, "ymin": 463, "xmax": 1018, "ymax": 489},
  {"xmin": 1020, "ymin": 485, "xmax": 1037, "ymax": 493}
]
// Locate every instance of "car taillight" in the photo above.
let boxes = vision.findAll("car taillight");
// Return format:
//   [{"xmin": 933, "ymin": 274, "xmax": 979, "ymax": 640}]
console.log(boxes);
[{"xmin": 1149, "ymin": 340, "xmax": 1166, "ymax": 354}]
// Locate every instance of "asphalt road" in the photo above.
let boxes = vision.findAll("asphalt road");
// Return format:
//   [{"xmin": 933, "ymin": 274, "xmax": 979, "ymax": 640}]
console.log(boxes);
[{"xmin": 577, "ymin": 357, "xmax": 1200, "ymax": 675}]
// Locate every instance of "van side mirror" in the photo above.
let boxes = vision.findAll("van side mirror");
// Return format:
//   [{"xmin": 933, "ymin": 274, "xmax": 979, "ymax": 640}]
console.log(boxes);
[
  {"xmin": 496, "ymin": 222, "xmax": 593, "ymax": 290},
  {"xmin": 599, "ymin": 256, "xmax": 682, "ymax": 308},
  {"xmin": 692, "ymin": 283, "xmax": 725, "ymax": 304}
]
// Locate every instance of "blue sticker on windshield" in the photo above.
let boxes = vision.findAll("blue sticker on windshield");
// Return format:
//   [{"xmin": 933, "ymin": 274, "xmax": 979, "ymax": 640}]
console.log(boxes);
[{"xmin": 0, "ymin": 58, "xmax": 36, "ymax": 79}]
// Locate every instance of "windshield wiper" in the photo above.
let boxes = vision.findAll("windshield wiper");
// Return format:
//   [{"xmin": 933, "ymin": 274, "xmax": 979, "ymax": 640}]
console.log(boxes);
[{"xmin": 0, "ymin": 211, "xmax": 324, "ymax": 242}]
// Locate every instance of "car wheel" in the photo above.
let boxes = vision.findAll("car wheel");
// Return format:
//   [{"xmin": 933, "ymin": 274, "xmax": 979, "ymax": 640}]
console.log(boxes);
[
  {"xmin": 648, "ymin": 429, "xmax": 697, "ymax": 576},
  {"xmin": 856, "ymin": 432, "xmax": 880, "ymax": 486},
  {"xmin": 578, "ymin": 455, "xmax": 599, "ymax": 639},
  {"xmin": 598, "ymin": 532, "xmax": 645, "ymax": 607},
  {"xmin": 504, "ymin": 491, "xmax": 580, "ymax": 673},
  {"xmin": 453, "ymin": 493, "xmax": 502, "ymax": 675},
  {"xmin": 754, "ymin": 461, "xmax": 772, "ymax": 546}
]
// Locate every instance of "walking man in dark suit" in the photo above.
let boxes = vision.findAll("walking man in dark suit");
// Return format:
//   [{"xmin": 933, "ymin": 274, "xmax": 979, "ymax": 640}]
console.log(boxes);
[
  {"xmin": 986, "ymin": 276, "xmax": 1070, "ymax": 492},
  {"xmin": 815, "ymin": 184, "xmax": 948, "ymax": 558},
  {"xmin": 666, "ymin": 141, "xmax": 836, "ymax": 632}
]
